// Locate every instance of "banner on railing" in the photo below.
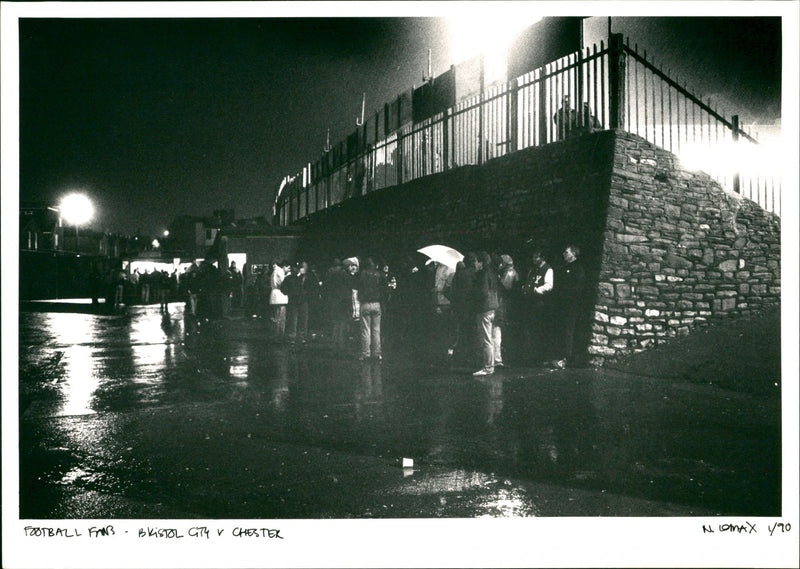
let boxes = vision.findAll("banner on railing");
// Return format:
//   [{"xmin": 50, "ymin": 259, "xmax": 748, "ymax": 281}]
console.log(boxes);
[{"xmin": 507, "ymin": 17, "xmax": 583, "ymax": 80}]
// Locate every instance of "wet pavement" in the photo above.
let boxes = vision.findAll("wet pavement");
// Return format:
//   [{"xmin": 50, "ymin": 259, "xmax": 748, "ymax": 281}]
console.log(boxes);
[{"xmin": 18, "ymin": 302, "xmax": 781, "ymax": 519}]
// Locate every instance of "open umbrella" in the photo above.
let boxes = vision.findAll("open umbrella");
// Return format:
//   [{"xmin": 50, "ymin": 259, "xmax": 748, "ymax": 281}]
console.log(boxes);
[{"xmin": 417, "ymin": 245, "xmax": 464, "ymax": 270}]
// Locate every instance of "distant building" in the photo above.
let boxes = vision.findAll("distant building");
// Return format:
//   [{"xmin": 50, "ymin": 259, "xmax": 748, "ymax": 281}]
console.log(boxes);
[{"xmin": 211, "ymin": 220, "xmax": 303, "ymax": 282}]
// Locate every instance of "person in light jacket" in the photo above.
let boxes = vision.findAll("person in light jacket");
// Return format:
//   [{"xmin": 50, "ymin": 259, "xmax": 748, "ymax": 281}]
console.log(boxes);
[{"xmin": 268, "ymin": 260, "xmax": 288, "ymax": 339}]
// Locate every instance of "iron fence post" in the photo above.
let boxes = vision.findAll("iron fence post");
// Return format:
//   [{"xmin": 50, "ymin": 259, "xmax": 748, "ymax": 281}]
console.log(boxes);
[
  {"xmin": 732, "ymin": 115, "xmax": 741, "ymax": 194},
  {"xmin": 608, "ymin": 33, "xmax": 626, "ymax": 129},
  {"xmin": 507, "ymin": 77, "xmax": 518, "ymax": 153}
]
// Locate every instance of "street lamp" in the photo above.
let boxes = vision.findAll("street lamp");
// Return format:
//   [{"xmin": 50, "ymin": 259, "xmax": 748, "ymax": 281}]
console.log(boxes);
[{"xmin": 59, "ymin": 193, "xmax": 94, "ymax": 253}]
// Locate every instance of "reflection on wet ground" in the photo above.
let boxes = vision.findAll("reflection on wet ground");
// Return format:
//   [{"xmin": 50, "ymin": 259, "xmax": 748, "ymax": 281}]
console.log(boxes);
[{"xmin": 18, "ymin": 304, "xmax": 781, "ymax": 518}]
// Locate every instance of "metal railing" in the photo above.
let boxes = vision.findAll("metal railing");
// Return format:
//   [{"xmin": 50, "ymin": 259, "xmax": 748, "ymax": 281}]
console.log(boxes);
[{"xmin": 276, "ymin": 34, "xmax": 781, "ymax": 225}]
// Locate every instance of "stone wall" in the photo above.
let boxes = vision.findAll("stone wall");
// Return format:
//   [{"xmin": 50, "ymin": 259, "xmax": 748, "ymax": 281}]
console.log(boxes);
[
  {"xmin": 588, "ymin": 131, "xmax": 781, "ymax": 364},
  {"xmin": 294, "ymin": 129, "xmax": 781, "ymax": 365}
]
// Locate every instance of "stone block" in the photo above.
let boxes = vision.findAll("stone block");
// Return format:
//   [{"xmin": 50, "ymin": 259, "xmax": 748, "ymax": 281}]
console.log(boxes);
[
  {"xmin": 592, "ymin": 333, "xmax": 609, "ymax": 346},
  {"xmin": 588, "ymin": 345, "xmax": 617, "ymax": 356},
  {"xmin": 594, "ymin": 311, "xmax": 610, "ymax": 323},
  {"xmin": 610, "ymin": 315, "xmax": 627, "ymax": 326},
  {"xmin": 738, "ymin": 283, "xmax": 750, "ymax": 294},
  {"xmin": 611, "ymin": 338, "xmax": 630, "ymax": 349},
  {"xmin": 718, "ymin": 259, "xmax": 738, "ymax": 272},
  {"xmin": 722, "ymin": 298, "xmax": 736, "ymax": 311},
  {"xmin": 681, "ymin": 293, "xmax": 704, "ymax": 301},
  {"xmin": 665, "ymin": 253, "xmax": 693, "ymax": 269},
  {"xmin": 630, "ymin": 244, "xmax": 654, "ymax": 257},
  {"xmin": 598, "ymin": 282, "xmax": 614, "ymax": 298},
  {"xmin": 615, "ymin": 283, "xmax": 631, "ymax": 298},
  {"xmin": 645, "ymin": 309, "xmax": 660, "ymax": 317},
  {"xmin": 607, "ymin": 326, "xmax": 622, "ymax": 336},
  {"xmin": 616, "ymin": 233, "xmax": 648, "ymax": 243}
]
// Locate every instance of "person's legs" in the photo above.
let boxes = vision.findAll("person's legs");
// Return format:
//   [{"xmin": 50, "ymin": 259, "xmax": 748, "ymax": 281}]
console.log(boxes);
[
  {"xmin": 492, "ymin": 324, "xmax": 503, "ymax": 366},
  {"xmin": 286, "ymin": 304, "xmax": 298, "ymax": 342},
  {"xmin": 370, "ymin": 304, "xmax": 382, "ymax": 358},
  {"xmin": 475, "ymin": 310, "xmax": 495, "ymax": 374},
  {"xmin": 360, "ymin": 310, "xmax": 372, "ymax": 359},
  {"xmin": 298, "ymin": 302, "xmax": 309, "ymax": 341}
]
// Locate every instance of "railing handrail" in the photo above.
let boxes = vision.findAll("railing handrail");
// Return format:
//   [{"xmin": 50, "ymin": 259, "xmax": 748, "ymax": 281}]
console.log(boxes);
[
  {"xmin": 622, "ymin": 41, "xmax": 758, "ymax": 145},
  {"xmin": 276, "ymin": 33, "xmax": 778, "ymax": 222}
]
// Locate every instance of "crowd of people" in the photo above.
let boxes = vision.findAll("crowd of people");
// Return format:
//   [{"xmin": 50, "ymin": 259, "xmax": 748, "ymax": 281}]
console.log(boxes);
[
  {"xmin": 105, "ymin": 244, "xmax": 586, "ymax": 373},
  {"xmin": 186, "ymin": 244, "xmax": 586, "ymax": 373}
]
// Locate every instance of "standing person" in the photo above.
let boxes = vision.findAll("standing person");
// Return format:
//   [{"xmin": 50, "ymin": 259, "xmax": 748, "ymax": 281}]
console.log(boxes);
[
  {"xmin": 521, "ymin": 249, "xmax": 554, "ymax": 365},
  {"xmin": 113, "ymin": 267, "xmax": 126, "ymax": 310},
  {"xmin": 140, "ymin": 270, "xmax": 151, "ymax": 304},
  {"xmin": 129, "ymin": 269, "xmax": 140, "ymax": 304},
  {"xmin": 472, "ymin": 251, "xmax": 500, "ymax": 376},
  {"xmin": 553, "ymin": 94, "xmax": 576, "ymax": 141},
  {"xmin": 431, "ymin": 260, "xmax": 456, "ymax": 362},
  {"xmin": 182, "ymin": 264, "xmax": 199, "ymax": 317},
  {"xmin": 229, "ymin": 261, "xmax": 243, "ymax": 310},
  {"xmin": 450, "ymin": 254, "xmax": 477, "ymax": 363},
  {"xmin": 493, "ymin": 254, "xmax": 519, "ymax": 367},
  {"xmin": 332, "ymin": 258, "xmax": 359, "ymax": 353},
  {"xmin": 158, "ymin": 270, "xmax": 172, "ymax": 313},
  {"xmin": 322, "ymin": 258, "xmax": 343, "ymax": 342},
  {"xmin": 268, "ymin": 260, "xmax": 288, "ymax": 340},
  {"xmin": 283, "ymin": 261, "xmax": 317, "ymax": 345},
  {"xmin": 551, "ymin": 245, "xmax": 585, "ymax": 369},
  {"xmin": 354, "ymin": 257, "xmax": 386, "ymax": 361},
  {"xmin": 219, "ymin": 264, "xmax": 233, "ymax": 319}
]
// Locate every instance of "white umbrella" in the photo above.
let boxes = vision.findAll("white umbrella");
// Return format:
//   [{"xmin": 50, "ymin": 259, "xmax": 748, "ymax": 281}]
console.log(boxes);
[{"xmin": 417, "ymin": 245, "xmax": 464, "ymax": 270}]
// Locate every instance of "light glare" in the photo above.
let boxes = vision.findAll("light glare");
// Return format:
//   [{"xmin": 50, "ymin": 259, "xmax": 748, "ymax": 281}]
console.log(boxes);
[{"xmin": 59, "ymin": 193, "xmax": 94, "ymax": 226}]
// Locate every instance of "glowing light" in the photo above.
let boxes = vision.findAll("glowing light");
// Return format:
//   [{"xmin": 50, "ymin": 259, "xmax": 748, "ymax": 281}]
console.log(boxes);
[
  {"xmin": 678, "ymin": 136, "xmax": 785, "ymax": 181},
  {"xmin": 152, "ymin": 239, "xmax": 160, "ymax": 249},
  {"xmin": 59, "ymin": 193, "xmax": 94, "ymax": 226},
  {"xmin": 447, "ymin": 13, "xmax": 542, "ymax": 83}
]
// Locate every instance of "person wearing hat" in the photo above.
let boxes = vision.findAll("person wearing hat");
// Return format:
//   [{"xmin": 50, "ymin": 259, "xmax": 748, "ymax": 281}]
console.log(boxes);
[{"xmin": 330, "ymin": 257, "xmax": 359, "ymax": 353}]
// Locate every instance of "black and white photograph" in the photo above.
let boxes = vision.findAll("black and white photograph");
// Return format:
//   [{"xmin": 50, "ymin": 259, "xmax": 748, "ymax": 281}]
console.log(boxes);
[{"xmin": 2, "ymin": 2, "xmax": 798, "ymax": 567}]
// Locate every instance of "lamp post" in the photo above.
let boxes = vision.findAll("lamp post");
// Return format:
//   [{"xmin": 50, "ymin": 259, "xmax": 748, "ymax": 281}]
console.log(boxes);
[{"xmin": 59, "ymin": 193, "xmax": 94, "ymax": 253}]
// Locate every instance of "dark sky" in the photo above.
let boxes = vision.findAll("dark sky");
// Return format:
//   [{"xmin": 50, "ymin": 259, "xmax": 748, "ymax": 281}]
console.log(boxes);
[{"xmin": 18, "ymin": 16, "xmax": 781, "ymax": 237}]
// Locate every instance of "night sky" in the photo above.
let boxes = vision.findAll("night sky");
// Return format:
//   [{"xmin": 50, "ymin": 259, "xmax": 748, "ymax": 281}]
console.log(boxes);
[{"xmin": 17, "ymin": 15, "xmax": 782, "ymax": 237}]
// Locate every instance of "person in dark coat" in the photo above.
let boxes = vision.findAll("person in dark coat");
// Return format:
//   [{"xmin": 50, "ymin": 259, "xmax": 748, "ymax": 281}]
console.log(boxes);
[
  {"xmin": 472, "ymin": 251, "xmax": 500, "ymax": 376},
  {"xmin": 551, "ymin": 244, "xmax": 585, "ymax": 369},
  {"xmin": 521, "ymin": 249, "xmax": 554, "ymax": 365},
  {"xmin": 450, "ymin": 254, "xmax": 477, "ymax": 364},
  {"xmin": 354, "ymin": 257, "xmax": 386, "ymax": 360},
  {"xmin": 283, "ymin": 261, "xmax": 319, "ymax": 344}
]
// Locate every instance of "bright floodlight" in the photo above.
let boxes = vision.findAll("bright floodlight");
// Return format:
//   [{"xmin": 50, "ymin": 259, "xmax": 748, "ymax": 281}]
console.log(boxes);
[
  {"xmin": 60, "ymin": 193, "xmax": 94, "ymax": 226},
  {"xmin": 447, "ymin": 13, "xmax": 542, "ymax": 83}
]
